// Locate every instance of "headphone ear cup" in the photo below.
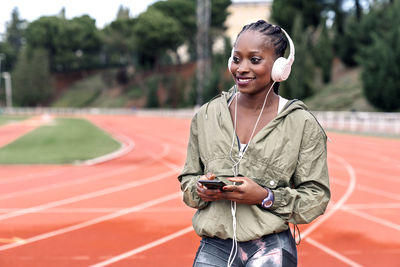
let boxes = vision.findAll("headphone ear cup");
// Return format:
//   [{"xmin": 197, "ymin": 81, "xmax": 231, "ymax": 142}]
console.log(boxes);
[
  {"xmin": 271, "ymin": 57, "xmax": 292, "ymax": 82},
  {"xmin": 227, "ymin": 48, "xmax": 234, "ymax": 72}
]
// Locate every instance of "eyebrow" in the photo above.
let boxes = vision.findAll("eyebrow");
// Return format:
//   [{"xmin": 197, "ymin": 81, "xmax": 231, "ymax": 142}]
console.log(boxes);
[{"xmin": 234, "ymin": 50, "xmax": 262, "ymax": 55}]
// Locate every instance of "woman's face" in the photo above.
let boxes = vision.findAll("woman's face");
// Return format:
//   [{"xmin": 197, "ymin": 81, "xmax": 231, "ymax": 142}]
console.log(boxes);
[{"xmin": 230, "ymin": 30, "xmax": 276, "ymax": 95}]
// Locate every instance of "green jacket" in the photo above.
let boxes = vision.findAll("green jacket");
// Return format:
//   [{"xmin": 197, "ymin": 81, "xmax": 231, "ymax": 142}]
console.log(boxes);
[{"xmin": 178, "ymin": 89, "xmax": 330, "ymax": 242}]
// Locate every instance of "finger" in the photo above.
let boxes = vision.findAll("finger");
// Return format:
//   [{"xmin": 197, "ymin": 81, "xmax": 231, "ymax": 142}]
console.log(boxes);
[
  {"xmin": 222, "ymin": 185, "xmax": 237, "ymax": 192},
  {"xmin": 205, "ymin": 172, "xmax": 216, "ymax": 180},
  {"xmin": 227, "ymin": 177, "xmax": 245, "ymax": 183}
]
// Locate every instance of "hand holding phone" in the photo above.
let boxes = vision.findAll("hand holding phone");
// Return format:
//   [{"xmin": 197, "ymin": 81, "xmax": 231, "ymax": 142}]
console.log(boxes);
[{"xmin": 198, "ymin": 179, "xmax": 226, "ymax": 191}]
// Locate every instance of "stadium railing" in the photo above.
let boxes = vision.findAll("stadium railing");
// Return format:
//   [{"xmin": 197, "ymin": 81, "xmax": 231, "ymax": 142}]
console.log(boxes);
[{"xmin": 1, "ymin": 107, "xmax": 400, "ymax": 136}]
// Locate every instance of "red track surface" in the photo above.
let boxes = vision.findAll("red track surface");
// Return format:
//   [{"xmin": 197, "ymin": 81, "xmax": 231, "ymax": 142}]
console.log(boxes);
[{"xmin": 0, "ymin": 115, "xmax": 399, "ymax": 267}]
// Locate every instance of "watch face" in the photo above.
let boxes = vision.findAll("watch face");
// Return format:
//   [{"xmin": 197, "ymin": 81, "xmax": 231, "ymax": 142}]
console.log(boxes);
[{"xmin": 263, "ymin": 200, "xmax": 273, "ymax": 208}]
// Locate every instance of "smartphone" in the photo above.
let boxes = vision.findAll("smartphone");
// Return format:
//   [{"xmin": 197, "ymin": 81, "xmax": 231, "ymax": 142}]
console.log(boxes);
[{"xmin": 198, "ymin": 180, "xmax": 226, "ymax": 190}]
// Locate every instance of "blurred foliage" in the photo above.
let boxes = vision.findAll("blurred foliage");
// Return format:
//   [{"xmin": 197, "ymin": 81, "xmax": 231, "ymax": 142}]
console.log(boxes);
[
  {"xmin": 1, "ymin": 8, "xmax": 25, "ymax": 71},
  {"xmin": 12, "ymin": 47, "xmax": 53, "ymax": 106},
  {"xmin": 313, "ymin": 19, "xmax": 333, "ymax": 83},
  {"xmin": 271, "ymin": 0, "xmax": 323, "ymax": 32},
  {"xmin": 304, "ymin": 67, "xmax": 376, "ymax": 112},
  {"xmin": 101, "ymin": 18, "xmax": 137, "ymax": 66},
  {"xmin": 25, "ymin": 15, "xmax": 101, "ymax": 72},
  {"xmin": 3, "ymin": 0, "xmax": 398, "ymax": 111},
  {"xmin": 0, "ymin": 1, "xmax": 232, "ymax": 107},
  {"xmin": 149, "ymin": 0, "xmax": 196, "ymax": 62},
  {"xmin": 357, "ymin": 1, "xmax": 400, "ymax": 111},
  {"xmin": 272, "ymin": 0, "xmax": 400, "ymax": 111},
  {"xmin": 202, "ymin": 37, "xmax": 234, "ymax": 103},
  {"xmin": 280, "ymin": 15, "xmax": 315, "ymax": 100},
  {"xmin": 52, "ymin": 73, "xmax": 105, "ymax": 107},
  {"xmin": 133, "ymin": 9, "xmax": 184, "ymax": 69}
]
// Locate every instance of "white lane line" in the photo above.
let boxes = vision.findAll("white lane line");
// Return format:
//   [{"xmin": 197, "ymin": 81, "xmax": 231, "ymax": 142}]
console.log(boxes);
[
  {"xmin": 82, "ymin": 126, "xmax": 135, "ymax": 166},
  {"xmin": 2, "ymin": 203, "xmax": 397, "ymax": 214},
  {"xmin": 0, "ymin": 207, "xmax": 190, "ymax": 214},
  {"xmin": 354, "ymin": 168, "xmax": 400, "ymax": 184},
  {"xmin": 1, "ymin": 141, "xmax": 175, "ymax": 200},
  {"xmin": 0, "ymin": 192, "xmax": 182, "ymax": 252},
  {"xmin": 341, "ymin": 208, "xmax": 400, "ymax": 231},
  {"xmin": 299, "ymin": 153, "xmax": 360, "ymax": 267},
  {"xmin": 306, "ymin": 237, "xmax": 364, "ymax": 267},
  {"xmin": 0, "ymin": 168, "xmax": 179, "ymax": 222},
  {"xmin": 302, "ymin": 153, "xmax": 357, "ymax": 239},
  {"xmin": 331, "ymin": 177, "xmax": 400, "ymax": 201},
  {"xmin": 0, "ymin": 167, "xmax": 75, "ymax": 185},
  {"xmin": 0, "ymin": 165, "xmax": 137, "ymax": 201},
  {"xmin": 89, "ymin": 226, "xmax": 194, "ymax": 267},
  {"xmin": 341, "ymin": 203, "xmax": 400, "ymax": 210}
]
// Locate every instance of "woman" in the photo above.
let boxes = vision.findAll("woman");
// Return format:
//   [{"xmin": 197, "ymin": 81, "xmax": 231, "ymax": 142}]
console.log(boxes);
[{"xmin": 178, "ymin": 20, "xmax": 330, "ymax": 267}]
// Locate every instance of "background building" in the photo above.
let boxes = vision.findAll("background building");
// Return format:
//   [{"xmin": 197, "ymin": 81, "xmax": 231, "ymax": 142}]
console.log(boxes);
[{"xmin": 225, "ymin": 0, "xmax": 272, "ymax": 44}]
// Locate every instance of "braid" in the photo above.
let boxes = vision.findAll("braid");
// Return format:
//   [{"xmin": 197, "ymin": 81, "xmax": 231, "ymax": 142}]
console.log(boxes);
[{"xmin": 236, "ymin": 20, "xmax": 288, "ymax": 58}]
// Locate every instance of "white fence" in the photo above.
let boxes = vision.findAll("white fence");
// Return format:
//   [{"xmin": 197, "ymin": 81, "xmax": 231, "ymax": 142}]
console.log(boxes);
[
  {"xmin": 313, "ymin": 111, "xmax": 400, "ymax": 136},
  {"xmin": 1, "ymin": 107, "xmax": 400, "ymax": 136}
]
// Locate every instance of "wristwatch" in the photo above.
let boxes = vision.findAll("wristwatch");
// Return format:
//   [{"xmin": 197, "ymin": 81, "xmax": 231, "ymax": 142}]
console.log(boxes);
[{"xmin": 261, "ymin": 187, "xmax": 274, "ymax": 209}]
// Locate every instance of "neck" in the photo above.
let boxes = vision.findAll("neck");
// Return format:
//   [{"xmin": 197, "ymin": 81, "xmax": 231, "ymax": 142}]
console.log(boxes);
[{"xmin": 238, "ymin": 85, "xmax": 278, "ymax": 113}]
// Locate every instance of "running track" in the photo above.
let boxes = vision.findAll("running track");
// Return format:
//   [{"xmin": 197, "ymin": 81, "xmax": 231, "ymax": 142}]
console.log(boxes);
[{"xmin": 0, "ymin": 115, "xmax": 399, "ymax": 266}]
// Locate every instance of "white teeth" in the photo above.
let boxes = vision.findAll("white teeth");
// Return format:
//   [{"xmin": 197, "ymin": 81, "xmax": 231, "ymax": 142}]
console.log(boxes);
[{"xmin": 238, "ymin": 78, "xmax": 252, "ymax": 82}]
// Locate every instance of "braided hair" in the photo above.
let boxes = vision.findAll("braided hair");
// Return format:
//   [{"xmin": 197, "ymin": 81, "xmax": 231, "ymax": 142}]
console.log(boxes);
[{"xmin": 234, "ymin": 20, "xmax": 289, "ymax": 93}]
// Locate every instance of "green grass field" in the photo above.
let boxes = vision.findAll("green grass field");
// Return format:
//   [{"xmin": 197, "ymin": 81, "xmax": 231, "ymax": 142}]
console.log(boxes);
[{"xmin": 0, "ymin": 117, "xmax": 121, "ymax": 164}]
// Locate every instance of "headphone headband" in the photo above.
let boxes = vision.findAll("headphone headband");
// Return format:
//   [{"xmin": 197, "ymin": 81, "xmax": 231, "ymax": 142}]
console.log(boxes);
[{"xmin": 280, "ymin": 28, "xmax": 295, "ymax": 64}]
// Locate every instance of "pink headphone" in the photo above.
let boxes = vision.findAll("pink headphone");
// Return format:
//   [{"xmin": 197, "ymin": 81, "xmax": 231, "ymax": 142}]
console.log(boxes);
[{"xmin": 228, "ymin": 27, "xmax": 295, "ymax": 82}]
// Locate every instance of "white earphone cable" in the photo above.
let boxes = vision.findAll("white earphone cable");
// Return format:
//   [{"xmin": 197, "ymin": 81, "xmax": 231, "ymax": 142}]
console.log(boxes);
[{"xmin": 227, "ymin": 82, "xmax": 275, "ymax": 267}]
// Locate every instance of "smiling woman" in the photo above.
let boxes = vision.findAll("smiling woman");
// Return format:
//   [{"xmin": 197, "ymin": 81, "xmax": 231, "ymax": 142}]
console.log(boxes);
[{"xmin": 0, "ymin": 117, "xmax": 121, "ymax": 164}]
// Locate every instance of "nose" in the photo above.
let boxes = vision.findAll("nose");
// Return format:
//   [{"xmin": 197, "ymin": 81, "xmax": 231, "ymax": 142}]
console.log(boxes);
[{"xmin": 236, "ymin": 59, "xmax": 250, "ymax": 74}]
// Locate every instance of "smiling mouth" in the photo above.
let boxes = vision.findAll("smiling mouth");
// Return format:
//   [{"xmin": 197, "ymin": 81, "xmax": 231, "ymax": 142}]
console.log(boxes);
[
  {"xmin": 236, "ymin": 77, "xmax": 254, "ymax": 85},
  {"xmin": 237, "ymin": 78, "xmax": 253, "ymax": 82}
]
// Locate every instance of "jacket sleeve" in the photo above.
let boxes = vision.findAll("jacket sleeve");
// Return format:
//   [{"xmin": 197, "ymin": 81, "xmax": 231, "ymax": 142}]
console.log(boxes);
[
  {"xmin": 269, "ymin": 118, "xmax": 331, "ymax": 224},
  {"xmin": 178, "ymin": 113, "xmax": 209, "ymax": 209}
]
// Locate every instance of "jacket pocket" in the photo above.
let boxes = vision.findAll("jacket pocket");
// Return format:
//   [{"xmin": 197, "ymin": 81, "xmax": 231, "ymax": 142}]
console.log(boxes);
[{"xmin": 242, "ymin": 162, "xmax": 282, "ymax": 189}]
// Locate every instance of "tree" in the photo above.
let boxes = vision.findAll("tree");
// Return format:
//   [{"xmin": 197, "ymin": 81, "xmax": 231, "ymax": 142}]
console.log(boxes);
[
  {"xmin": 313, "ymin": 19, "xmax": 333, "ymax": 83},
  {"xmin": 12, "ymin": 48, "xmax": 53, "ymax": 106},
  {"xmin": 133, "ymin": 9, "xmax": 184, "ymax": 68},
  {"xmin": 2, "ymin": 7, "xmax": 26, "ymax": 71},
  {"xmin": 116, "ymin": 5, "xmax": 130, "ymax": 19},
  {"xmin": 0, "ymin": 42, "xmax": 14, "ymax": 72},
  {"xmin": 148, "ymin": 0, "xmax": 231, "ymax": 63},
  {"xmin": 66, "ymin": 15, "xmax": 102, "ymax": 70},
  {"xmin": 25, "ymin": 15, "xmax": 101, "ymax": 71},
  {"xmin": 271, "ymin": 0, "xmax": 323, "ymax": 32},
  {"xmin": 281, "ymin": 15, "xmax": 315, "ymax": 100},
  {"xmin": 210, "ymin": 0, "xmax": 231, "ymax": 31},
  {"xmin": 101, "ymin": 18, "xmax": 137, "ymax": 66},
  {"xmin": 149, "ymin": 0, "xmax": 196, "ymax": 62},
  {"xmin": 357, "ymin": 1, "xmax": 400, "ymax": 111},
  {"xmin": 335, "ymin": 0, "xmax": 390, "ymax": 67}
]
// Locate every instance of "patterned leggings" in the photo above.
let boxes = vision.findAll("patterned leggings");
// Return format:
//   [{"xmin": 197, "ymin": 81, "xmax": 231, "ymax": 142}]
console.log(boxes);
[{"xmin": 193, "ymin": 229, "xmax": 297, "ymax": 267}]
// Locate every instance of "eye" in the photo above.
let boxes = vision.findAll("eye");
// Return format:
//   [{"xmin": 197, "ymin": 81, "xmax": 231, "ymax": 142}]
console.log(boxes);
[
  {"xmin": 251, "ymin": 57, "xmax": 261, "ymax": 64},
  {"xmin": 232, "ymin": 56, "xmax": 240, "ymax": 64}
]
